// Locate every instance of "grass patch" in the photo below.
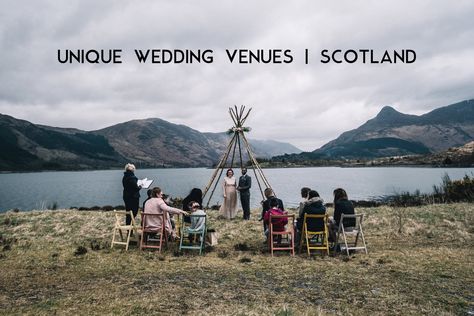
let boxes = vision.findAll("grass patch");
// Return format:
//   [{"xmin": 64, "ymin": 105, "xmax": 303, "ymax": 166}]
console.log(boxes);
[{"xmin": 0, "ymin": 204, "xmax": 472, "ymax": 315}]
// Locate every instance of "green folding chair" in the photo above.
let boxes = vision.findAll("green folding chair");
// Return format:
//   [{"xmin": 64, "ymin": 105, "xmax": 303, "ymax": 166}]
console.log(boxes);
[{"xmin": 179, "ymin": 214, "xmax": 207, "ymax": 255}]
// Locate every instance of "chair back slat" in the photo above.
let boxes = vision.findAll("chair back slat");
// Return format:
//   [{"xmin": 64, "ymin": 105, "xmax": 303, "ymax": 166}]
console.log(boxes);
[{"xmin": 140, "ymin": 212, "xmax": 166, "ymax": 252}]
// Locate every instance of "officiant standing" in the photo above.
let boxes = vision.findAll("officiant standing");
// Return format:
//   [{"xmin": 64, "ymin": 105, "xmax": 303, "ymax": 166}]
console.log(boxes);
[
  {"xmin": 122, "ymin": 163, "xmax": 141, "ymax": 225},
  {"xmin": 237, "ymin": 167, "xmax": 252, "ymax": 220}
]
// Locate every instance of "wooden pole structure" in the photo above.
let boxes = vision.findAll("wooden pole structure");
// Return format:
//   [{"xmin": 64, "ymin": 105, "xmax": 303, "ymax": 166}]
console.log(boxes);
[{"xmin": 202, "ymin": 105, "xmax": 273, "ymax": 208}]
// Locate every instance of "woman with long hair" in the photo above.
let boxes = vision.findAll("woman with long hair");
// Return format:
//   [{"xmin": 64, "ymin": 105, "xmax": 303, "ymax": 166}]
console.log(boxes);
[
  {"xmin": 330, "ymin": 188, "xmax": 356, "ymax": 242},
  {"xmin": 219, "ymin": 168, "xmax": 238, "ymax": 219}
]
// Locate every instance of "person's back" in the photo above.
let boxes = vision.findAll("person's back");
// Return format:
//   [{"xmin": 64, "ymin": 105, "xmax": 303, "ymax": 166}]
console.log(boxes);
[
  {"xmin": 334, "ymin": 198, "xmax": 355, "ymax": 228},
  {"xmin": 143, "ymin": 197, "xmax": 164, "ymax": 233},
  {"xmin": 298, "ymin": 190, "xmax": 326, "ymax": 232},
  {"xmin": 264, "ymin": 207, "xmax": 287, "ymax": 232},
  {"xmin": 190, "ymin": 208, "xmax": 206, "ymax": 232},
  {"xmin": 183, "ymin": 188, "xmax": 203, "ymax": 223}
]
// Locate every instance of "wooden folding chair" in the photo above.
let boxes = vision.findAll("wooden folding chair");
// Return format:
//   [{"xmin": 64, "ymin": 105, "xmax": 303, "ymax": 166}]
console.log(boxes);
[
  {"xmin": 298, "ymin": 214, "xmax": 329, "ymax": 256},
  {"xmin": 111, "ymin": 210, "xmax": 139, "ymax": 251},
  {"xmin": 334, "ymin": 213, "xmax": 368, "ymax": 256},
  {"xmin": 179, "ymin": 214, "xmax": 207, "ymax": 255},
  {"xmin": 140, "ymin": 212, "xmax": 167, "ymax": 252},
  {"xmin": 269, "ymin": 214, "xmax": 295, "ymax": 256}
]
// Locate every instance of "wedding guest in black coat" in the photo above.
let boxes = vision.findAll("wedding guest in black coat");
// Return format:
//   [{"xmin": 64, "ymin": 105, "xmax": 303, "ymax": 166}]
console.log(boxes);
[
  {"xmin": 182, "ymin": 188, "xmax": 203, "ymax": 223},
  {"xmin": 329, "ymin": 188, "xmax": 356, "ymax": 241},
  {"xmin": 142, "ymin": 189, "xmax": 153, "ymax": 213},
  {"xmin": 295, "ymin": 190, "xmax": 326, "ymax": 245},
  {"xmin": 122, "ymin": 163, "xmax": 141, "ymax": 225}
]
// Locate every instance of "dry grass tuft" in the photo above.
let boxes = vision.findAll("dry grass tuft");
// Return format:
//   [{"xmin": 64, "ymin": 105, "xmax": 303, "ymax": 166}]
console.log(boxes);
[{"xmin": 0, "ymin": 203, "xmax": 473, "ymax": 315}]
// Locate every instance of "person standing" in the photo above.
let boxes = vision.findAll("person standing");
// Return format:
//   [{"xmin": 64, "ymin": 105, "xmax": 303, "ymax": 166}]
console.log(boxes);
[
  {"xmin": 122, "ymin": 163, "xmax": 141, "ymax": 225},
  {"xmin": 237, "ymin": 167, "xmax": 252, "ymax": 220},
  {"xmin": 219, "ymin": 168, "xmax": 238, "ymax": 219}
]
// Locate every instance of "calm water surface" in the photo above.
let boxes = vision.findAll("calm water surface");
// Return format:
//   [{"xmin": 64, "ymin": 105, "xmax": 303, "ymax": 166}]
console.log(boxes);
[{"xmin": 0, "ymin": 167, "xmax": 472, "ymax": 212}]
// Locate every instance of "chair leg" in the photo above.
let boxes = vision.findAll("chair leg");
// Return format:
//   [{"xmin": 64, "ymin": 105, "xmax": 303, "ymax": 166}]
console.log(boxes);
[
  {"xmin": 125, "ymin": 229, "xmax": 131, "ymax": 251},
  {"xmin": 325, "ymin": 229, "xmax": 329, "ymax": 255},
  {"xmin": 305, "ymin": 231, "xmax": 310, "ymax": 257},
  {"xmin": 342, "ymin": 228, "xmax": 350, "ymax": 256},
  {"xmin": 334, "ymin": 230, "xmax": 340, "ymax": 256},
  {"xmin": 111, "ymin": 228, "xmax": 116, "ymax": 248},
  {"xmin": 291, "ymin": 231, "xmax": 295, "ymax": 256},
  {"xmin": 359, "ymin": 225, "xmax": 368, "ymax": 254}
]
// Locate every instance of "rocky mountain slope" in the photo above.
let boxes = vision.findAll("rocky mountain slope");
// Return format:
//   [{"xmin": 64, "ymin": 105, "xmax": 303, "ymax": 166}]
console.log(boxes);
[
  {"xmin": 0, "ymin": 114, "xmax": 124, "ymax": 171},
  {"xmin": 314, "ymin": 99, "xmax": 474, "ymax": 158},
  {"xmin": 0, "ymin": 114, "xmax": 301, "ymax": 171}
]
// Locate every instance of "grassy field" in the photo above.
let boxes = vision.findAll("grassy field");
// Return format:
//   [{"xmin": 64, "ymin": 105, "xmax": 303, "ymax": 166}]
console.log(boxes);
[{"xmin": 0, "ymin": 203, "xmax": 472, "ymax": 315}]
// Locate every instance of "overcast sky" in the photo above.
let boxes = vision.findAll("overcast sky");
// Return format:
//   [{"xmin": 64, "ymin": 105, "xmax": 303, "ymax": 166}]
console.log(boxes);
[{"xmin": 1, "ymin": 0, "xmax": 473, "ymax": 151}]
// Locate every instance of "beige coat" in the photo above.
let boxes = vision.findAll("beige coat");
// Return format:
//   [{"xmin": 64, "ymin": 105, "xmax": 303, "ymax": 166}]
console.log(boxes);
[{"xmin": 143, "ymin": 197, "xmax": 182, "ymax": 237}]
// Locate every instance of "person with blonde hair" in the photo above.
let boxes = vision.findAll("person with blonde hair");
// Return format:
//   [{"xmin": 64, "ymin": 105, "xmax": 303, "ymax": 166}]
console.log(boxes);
[
  {"xmin": 143, "ymin": 187, "xmax": 188, "ymax": 239},
  {"xmin": 122, "ymin": 163, "xmax": 141, "ymax": 225}
]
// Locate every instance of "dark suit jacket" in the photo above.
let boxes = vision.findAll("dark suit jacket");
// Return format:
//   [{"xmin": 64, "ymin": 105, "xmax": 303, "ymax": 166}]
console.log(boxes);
[{"xmin": 238, "ymin": 174, "xmax": 251, "ymax": 194}]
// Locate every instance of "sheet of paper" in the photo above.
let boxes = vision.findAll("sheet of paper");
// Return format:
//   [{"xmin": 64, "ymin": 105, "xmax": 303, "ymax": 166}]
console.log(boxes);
[{"xmin": 137, "ymin": 178, "xmax": 153, "ymax": 189}]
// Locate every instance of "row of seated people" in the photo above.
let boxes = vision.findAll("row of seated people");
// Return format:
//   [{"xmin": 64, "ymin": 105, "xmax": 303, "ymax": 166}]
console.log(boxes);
[
  {"xmin": 141, "ymin": 187, "xmax": 206, "ymax": 239},
  {"xmin": 261, "ymin": 187, "xmax": 356, "ymax": 246}
]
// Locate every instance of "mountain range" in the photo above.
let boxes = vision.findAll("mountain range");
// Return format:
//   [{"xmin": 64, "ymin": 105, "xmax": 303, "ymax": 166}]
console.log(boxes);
[
  {"xmin": 0, "ymin": 115, "xmax": 301, "ymax": 171},
  {"xmin": 272, "ymin": 100, "xmax": 474, "ymax": 162},
  {"xmin": 1, "ymin": 99, "xmax": 473, "ymax": 171},
  {"xmin": 313, "ymin": 99, "xmax": 474, "ymax": 158}
]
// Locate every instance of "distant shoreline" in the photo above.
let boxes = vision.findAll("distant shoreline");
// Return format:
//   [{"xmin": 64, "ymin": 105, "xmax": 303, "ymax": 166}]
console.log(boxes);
[{"xmin": 1, "ymin": 163, "xmax": 473, "ymax": 174}]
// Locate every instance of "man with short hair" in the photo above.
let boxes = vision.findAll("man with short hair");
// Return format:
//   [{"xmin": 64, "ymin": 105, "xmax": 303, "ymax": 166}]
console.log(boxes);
[{"xmin": 237, "ymin": 167, "xmax": 252, "ymax": 220}]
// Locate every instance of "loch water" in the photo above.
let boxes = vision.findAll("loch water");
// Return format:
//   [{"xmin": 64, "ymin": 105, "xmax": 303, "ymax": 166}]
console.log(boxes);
[{"xmin": 0, "ymin": 167, "xmax": 472, "ymax": 212}]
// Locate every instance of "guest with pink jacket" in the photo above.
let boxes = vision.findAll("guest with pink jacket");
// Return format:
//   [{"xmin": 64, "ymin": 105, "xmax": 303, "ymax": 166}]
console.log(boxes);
[{"xmin": 143, "ymin": 187, "xmax": 188, "ymax": 239}]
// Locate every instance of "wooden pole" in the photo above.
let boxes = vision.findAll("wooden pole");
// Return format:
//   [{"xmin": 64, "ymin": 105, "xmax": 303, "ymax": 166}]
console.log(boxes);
[
  {"xmin": 203, "ymin": 133, "xmax": 237, "ymax": 198},
  {"xmin": 241, "ymin": 132, "xmax": 274, "ymax": 196},
  {"xmin": 204, "ymin": 134, "xmax": 236, "ymax": 208}
]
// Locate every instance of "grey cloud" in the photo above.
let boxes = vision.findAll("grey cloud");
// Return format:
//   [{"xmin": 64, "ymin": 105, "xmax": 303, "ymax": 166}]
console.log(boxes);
[{"xmin": 0, "ymin": 0, "xmax": 473, "ymax": 150}]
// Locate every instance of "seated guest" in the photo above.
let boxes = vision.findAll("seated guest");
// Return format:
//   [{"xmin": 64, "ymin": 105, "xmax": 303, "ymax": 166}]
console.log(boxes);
[
  {"xmin": 182, "ymin": 188, "xmax": 203, "ymax": 223},
  {"xmin": 188, "ymin": 201, "xmax": 206, "ymax": 232},
  {"xmin": 263, "ymin": 198, "xmax": 288, "ymax": 238},
  {"xmin": 142, "ymin": 189, "xmax": 153, "ymax": 212},
  {"xmin": 329, "ymin": 188, "xmax": 356, "ymax": 241},
  {"xmin": 260, "ymin": 188, "xmax": 285, "ymax": 232},
  {"xmin": 143, "ymin": 187, "xmax": 188, "ymax": 239},
  {"xmin": 298, "ymin": 187, "xmax": 311, "ymax": 218},
  {"xmin": 295, "ymin": 190, "xmax": 326, "ymax": 246}
]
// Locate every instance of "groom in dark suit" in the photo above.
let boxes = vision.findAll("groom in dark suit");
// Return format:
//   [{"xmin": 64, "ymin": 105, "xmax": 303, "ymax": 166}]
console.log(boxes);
[{"xmin": 237, "ymin": 167, "xmax": 252, "ymax": 220}]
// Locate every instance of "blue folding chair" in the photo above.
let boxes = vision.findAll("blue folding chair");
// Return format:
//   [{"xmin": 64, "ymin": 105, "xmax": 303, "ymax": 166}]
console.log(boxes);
[{"xmin": 179, "ymin": 214, "xmax": 207, "ymax": 255}]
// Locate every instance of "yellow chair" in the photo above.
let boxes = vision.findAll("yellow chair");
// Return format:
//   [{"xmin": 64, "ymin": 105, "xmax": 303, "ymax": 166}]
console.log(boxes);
[
  {"xmin": 299, "ymin": 214, "xmax": 329, "ymax": 256},
  {"xmin": 111, "ymin": 210, "xmax": 139, "ymax": 251}
]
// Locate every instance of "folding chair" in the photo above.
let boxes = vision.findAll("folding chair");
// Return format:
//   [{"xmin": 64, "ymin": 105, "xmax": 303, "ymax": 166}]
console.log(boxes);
[
  {"xmin": 268, "ymin": 214, "xmax": 295, "ymax": 256},
  {"xmin": 334, "ymin": 213, "xmax": 368, "ymax": 256},
  {"xmin": 179, "ymin": 214, "xmax": 207, "ymax": 255},
  {"xmin": 111, "ymin": 210, "xmax": 139, "ymax": 251},
  {"xmin": 140, "ymin": 212, "xmax": 168, "ymax": 252},
  {"xmin": 298, "ymin": 214, "xmax": 329, "ymax": 256}
]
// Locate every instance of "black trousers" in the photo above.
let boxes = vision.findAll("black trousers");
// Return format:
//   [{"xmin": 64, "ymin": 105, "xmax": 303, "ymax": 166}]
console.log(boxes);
[
  {"xmin": 124, "ymin": 197, "xmax": 139, "ymax": 225},
  {"xmin": 240, "ymin": 192, "xmax": 251, "ymax": 220}
]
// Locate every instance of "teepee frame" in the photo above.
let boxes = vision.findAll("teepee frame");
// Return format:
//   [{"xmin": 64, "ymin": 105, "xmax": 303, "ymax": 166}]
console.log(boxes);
[{"xmin": 202, "ymin": 105, "xmax": 274, "ymax": 208}]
